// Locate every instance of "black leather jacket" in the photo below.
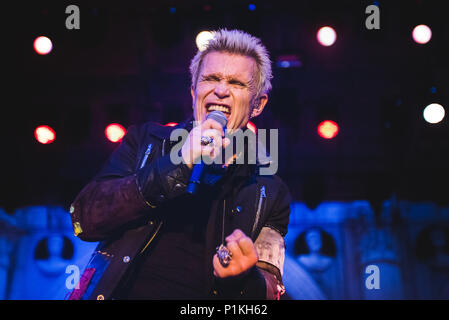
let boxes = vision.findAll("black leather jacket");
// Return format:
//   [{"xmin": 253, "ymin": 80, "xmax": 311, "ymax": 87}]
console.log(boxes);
[{"xmin": 68, "ymin": 119, "xmax": 291, "ymax": 300}]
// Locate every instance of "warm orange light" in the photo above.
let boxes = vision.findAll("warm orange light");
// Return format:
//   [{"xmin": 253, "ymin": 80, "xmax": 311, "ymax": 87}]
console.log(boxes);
[
  {"xmin": 35, "ymin": 125, "xmax": 56, "ymax": 144},
  {"xmin": 33, "ymin": 36, "xmax": 53, "ymax": 55},
  {"xmin": 105, "ymin": 123, "xmax": 126, "ymax": 142},
  {"xmin": 317, "ymin": 120, "xmax": 339, "ymax": 139},
  {"xmin": 317, "ymin": 26, "xmax": 337, "ymax": 47}
]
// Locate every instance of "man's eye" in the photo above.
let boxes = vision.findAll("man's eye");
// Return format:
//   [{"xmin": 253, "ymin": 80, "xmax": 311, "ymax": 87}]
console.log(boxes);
[
  {"xmin": 203, "ymin": 76, "xmax": 219, "ymax": 81},
  {"xmin": 229, "ymin": 80, "xmax": 245, "ymax": 86}
]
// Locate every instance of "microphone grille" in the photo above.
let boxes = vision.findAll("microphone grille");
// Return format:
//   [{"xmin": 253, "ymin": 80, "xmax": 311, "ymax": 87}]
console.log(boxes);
[{"xmin": 206, "ymin": 110, "xmax": 228, "ymax": 128}]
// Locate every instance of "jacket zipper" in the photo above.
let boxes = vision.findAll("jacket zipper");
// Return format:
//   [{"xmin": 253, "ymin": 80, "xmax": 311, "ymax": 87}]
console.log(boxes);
[
  {"xmin": 139, "ymin": 143, "xmax": 153, "ymax": 169},
  {"xmin": 138, "ymin": 138, "xmax": 165, "ymax": 170},
  {"xmin": 251, "ymin": 185, "xmax": 266, "ymax": 237},
  {"xmin": 140, "ymin": 221, "xmax": 163, "ymax": 254},
  {"xmin": 139, "ymin": 139, "xmax": 166, "ymax": 253}
]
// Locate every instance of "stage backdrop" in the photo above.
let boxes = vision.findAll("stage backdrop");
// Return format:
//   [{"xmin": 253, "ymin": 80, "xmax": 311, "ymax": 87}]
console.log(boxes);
[{"xmin": 1, "ymin": 201, "xmax": 448, "ymax": 299}]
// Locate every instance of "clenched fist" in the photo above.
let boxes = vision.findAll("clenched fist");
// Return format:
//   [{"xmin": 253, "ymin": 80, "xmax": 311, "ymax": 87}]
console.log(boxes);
[
  {"xmin": 213, "ymin": 229, "xmax": 258, "ymax": 278},
  {"xmin": 181, "ymin": 118, "xmax": 231, "ymax": 169}
]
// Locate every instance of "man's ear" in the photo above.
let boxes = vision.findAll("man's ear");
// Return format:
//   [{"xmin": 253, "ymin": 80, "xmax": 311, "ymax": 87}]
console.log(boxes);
[{"xmin": 251, "ymin": 94, "xmax": 268, "ymax": 118}]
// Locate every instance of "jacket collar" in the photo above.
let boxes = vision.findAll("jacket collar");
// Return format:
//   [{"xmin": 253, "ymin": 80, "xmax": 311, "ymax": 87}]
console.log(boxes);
[{"xmin": 147, "ymin": 116, "xmax": 194, "ymax": 140}]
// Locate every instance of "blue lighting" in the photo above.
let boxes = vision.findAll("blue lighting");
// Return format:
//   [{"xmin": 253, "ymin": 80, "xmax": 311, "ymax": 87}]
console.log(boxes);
[
  {"xmin": 248, "ymin": 4, "xmax": 256, "ymax": 11},
  {"xmin": 169, "ymin": 7, "xmax": 176, "ymax": 14},
  {"xmin": 430, "ymin": 86, "xmax": 437, "ymax": 94},
  {"xmin": 276, "ymin": 55, "xmax": 303, "ymax": 69}
]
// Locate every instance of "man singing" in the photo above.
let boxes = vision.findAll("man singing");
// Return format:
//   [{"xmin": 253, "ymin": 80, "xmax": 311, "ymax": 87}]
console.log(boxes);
[{"xmin": 68, "ymin": 29, "xmax": 291, "ymax": 300}]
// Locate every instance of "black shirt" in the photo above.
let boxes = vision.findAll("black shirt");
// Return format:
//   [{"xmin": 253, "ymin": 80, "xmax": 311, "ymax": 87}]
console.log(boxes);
[
  {"xmin": 119, "ymin": 164, "xmax": 236, "ymax": 299},
  {"xmin": 122, "ymin": 198, "xmax": 211, "ymax": 299}
]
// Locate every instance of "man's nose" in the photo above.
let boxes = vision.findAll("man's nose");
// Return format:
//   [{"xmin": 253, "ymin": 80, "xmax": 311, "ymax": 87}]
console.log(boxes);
[{"xmin": 214, "ymin": 81, "xmax": 230, "ymax": 98}]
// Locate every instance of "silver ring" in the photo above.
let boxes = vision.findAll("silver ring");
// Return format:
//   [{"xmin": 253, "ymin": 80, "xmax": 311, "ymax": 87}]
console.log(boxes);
[
  {"xmin": 200, "ymin": 136, "xmax": 214, "ymax": 146},
  {"xmin": 216, "ymin": 244, "xmax": 232, "ymax": 267}
]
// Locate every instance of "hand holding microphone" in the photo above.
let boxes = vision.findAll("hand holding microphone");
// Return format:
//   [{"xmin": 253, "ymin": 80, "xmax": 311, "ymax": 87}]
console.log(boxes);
[{"xmin": 182, "ymin": 111, "xmax": 230, "ymax": 194}]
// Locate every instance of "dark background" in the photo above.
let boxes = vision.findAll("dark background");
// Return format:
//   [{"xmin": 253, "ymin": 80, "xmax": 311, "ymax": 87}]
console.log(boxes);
[{"xmin": 4, "ymin": 0, "xmax": 448, "ymax": 213}]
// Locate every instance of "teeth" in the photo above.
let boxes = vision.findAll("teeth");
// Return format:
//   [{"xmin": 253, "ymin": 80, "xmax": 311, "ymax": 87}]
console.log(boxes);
[{"xmin": 207, "ymin": 105, "xmax": 230, "ymax": 114}]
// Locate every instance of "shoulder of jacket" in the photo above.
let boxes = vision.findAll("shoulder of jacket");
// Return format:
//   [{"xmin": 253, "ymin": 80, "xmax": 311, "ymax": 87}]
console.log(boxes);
[
  {"xmin": 254, "ymin": 173, "xmax": 285, "ymax": 186},
  {"xmin": 128, "ymin": 121, "xmax": 179, "ymax": 141},
  {"xmin": 253, "ymin": 174, "xmax": 291, "ymax": 198}
]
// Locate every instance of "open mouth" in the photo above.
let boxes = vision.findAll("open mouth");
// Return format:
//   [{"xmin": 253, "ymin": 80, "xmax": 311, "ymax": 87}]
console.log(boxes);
[{"xmin": 206, "ymin": 103, "xmax": 231, "ymax": 116}]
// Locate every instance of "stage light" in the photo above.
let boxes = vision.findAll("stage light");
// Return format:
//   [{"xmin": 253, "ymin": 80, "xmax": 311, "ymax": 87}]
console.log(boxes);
[
  {"xmin": 317, "ymin": 120, "xmax": 339, "ymax": 139},
  {"xmin": 276, "ymin": 54, "xmax": 303, "ymax": 68},
  {"xmin": 165, "ymin": 122, "xmax": 178, "ymax": 127},
  {"xmin": 195, "ymin": 31, "xmax": 215, "ymax": 51},
  {"xmin": 33, "ymin": 36, "xmax": 53, "ymax": 55},
  {"xmin": 247, "ymin": 121, "xmax": 257, "ymax": 134},
  {"xmin": 423, "ymin": 103, "xmax": 445, "ymax": 124},
  {"xmin": 35, "ymin": 125, "xmax": 56, "ymax": 144},
  {"xmin": 105, "ymin": 123, "xmax": 126, "ymax": 142},
  {"xmin": 317, "ymin": 26, "xmax": 337, "ymax": 47},
  {"xmin": 248, "ymin": 4, "xmax": 256, "ymax": 11},
  {"xmin": 412, "ymin": 25, "xmax": 432, "ymax": 44}
]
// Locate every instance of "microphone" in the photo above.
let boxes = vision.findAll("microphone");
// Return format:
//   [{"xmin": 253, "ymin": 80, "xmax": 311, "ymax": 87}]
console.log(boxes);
[{"xmin": 186, "ymin": 111, "xmax": 228, "ymax": 194}]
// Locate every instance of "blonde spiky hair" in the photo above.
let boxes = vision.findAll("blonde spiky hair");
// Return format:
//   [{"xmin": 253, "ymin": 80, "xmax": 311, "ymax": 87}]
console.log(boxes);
[{"xmin": 189, "ymin": 29, "xmax": 273, "ymax": 106}]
